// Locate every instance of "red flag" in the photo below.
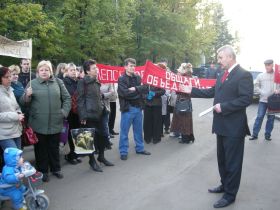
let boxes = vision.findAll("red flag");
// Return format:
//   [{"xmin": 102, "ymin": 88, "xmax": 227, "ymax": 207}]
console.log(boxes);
[
  {"xmin": 96, "ymin": 64, "xmax": 145, "ymax": 83},
  {"xmin": 142, "ymin": 61, "xmax": 216, "ymax": 92},
  {"xmin": 274, "ymin": 64, "xmax": 280, "ymax": 84},
  {"xmin": 96, "ymin": 61, "xmax": 216, "ymax": 91}
]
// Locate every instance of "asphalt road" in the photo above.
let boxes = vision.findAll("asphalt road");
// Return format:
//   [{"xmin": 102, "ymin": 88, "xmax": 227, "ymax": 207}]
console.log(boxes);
[{"xmin": 2, "ymin": 98, "xmax": 280, "ymax": 210}]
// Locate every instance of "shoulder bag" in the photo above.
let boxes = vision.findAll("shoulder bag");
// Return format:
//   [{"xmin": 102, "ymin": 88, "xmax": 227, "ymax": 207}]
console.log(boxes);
[{"xmin": 175, "ymin": 98, "xmax": 192, "ymax": 114}]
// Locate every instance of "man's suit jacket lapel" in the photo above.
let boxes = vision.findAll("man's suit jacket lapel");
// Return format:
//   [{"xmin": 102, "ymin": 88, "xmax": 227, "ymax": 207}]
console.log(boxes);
[{"xmin": 217, "ymin": 64, "xmax": 240, "ymax": 90}]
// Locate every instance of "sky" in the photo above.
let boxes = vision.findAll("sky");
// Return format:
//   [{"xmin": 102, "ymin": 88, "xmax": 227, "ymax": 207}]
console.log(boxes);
[{"xmin": 219, "ymin": 0, "xmax": 280, "ymax": 70}]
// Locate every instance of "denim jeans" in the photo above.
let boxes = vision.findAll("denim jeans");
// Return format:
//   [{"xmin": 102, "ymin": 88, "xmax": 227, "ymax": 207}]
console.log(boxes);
[
  {"xmin": 119, "ymin": 106, "xmax": 145, "ymax": 155},
  {"xmin": 0, "ymin": 137, "xmax": 21, "ymax": 151},
  {"xmin": 252, "ymin": 102, "xmax": 275, "ymax": 138}
]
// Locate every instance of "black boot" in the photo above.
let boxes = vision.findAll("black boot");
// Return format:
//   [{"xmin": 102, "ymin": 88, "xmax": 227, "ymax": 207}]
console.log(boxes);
[
  {"xmin": 97, "ymin": 154, "xmax": 114, "ymax": 166},
  {"xmin": 179, "ymin": 135, "xmax": 190, "ymax": 144},
  {"xmin": 89, "ymin": 154, "xmax": 103, "ymax": 172}
]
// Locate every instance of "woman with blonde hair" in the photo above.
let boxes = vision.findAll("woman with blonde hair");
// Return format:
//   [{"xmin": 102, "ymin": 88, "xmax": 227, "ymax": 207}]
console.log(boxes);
[
  {"xmin": 63, "ymin": 62, "xmax": 82, "ymax": 164},
  {"xmin": 9, "ymin": 65, "xmax": 24, "ymax": 104},
  {"xmin": 22, "ymin": 60, "xmax": 71, "ymax": 182},
  {"xmin": 55, "ymin": 63, "xmax": 67, "ymax": 79},
  {"xmin": 170, "ymin": 63, "xmax": 195, "ymax": 144}
]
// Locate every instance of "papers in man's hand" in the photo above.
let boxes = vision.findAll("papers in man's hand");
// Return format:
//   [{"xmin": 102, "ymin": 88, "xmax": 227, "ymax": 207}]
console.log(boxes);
[{"xmin": 199, "ymin": 106, "xmax": 214, "ymax": 117}]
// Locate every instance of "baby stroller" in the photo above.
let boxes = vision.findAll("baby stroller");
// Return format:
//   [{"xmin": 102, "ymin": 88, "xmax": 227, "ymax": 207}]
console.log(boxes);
[{"xmin": 0, "ymin": 162, "xmax": 49, "ymax": 210}]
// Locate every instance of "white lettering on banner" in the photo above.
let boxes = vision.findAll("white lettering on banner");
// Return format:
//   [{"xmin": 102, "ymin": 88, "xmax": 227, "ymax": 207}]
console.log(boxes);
[
  {"xmin": 113, "ymin": 70, "xmax": 121, "ymax": 81},
  {"xmin": 99, "ymin": 69, "xmax": 107, "ymax": 81},
  {"xmin": 99, "ymin": 68, "xmax": 122, "ymax": 82},
  {"xmin": 153, "ymin": 77, "xmax": 158, "ymax": 86},
  {"xmin": 166, "ymin": 71, "xmax": 170, "ymax": 80},
  {"xmin": 165, "ymin": 71, "xmax": 208, "ymax": 89},
  {"xmin": 166, "ymin": 80, "xmax": 170, "ymax": 89},
  {"xmin": 160, "ymin": 78, "xmax": 165, "ymax": 88},
  {"xmin": 171, "ymin": 82, "xmax": 178, "ymax": 90},
  {"xmin": 147, "ymin": 75, "xmax": 153, "ymax": 85}
]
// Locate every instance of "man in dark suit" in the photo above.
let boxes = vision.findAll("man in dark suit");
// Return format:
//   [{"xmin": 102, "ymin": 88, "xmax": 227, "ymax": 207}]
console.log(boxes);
[{"xmin": 183, "ymin": 45, "xmax": 253, "ymax": 208}]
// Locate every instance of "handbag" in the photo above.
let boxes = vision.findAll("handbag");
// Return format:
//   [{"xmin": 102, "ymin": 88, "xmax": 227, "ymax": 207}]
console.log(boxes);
[
  {"xmin": 167, "ymin": 92, "xmax": 177, "ymax": 113},
  {"xmin": 60, "ymin": 119, "xmax": 69, "ymax": 144},
  {"xmin": 22, "ymin": 123, "xmax": 38, "ymax": 146},
  {"xmin": 175, "ymin": 98, "xmax": 192, "ymax": 114},
  {"xmin": 267, "ymin": 93, "xmax": 280, "ymax": 114}
]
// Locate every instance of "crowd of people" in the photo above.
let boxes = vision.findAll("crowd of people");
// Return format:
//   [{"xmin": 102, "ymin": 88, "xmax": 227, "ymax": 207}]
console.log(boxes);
[
  {"xmin": 0, "ymin": 56, "xmax": 197, "ymax": 177},
  {"xmin": 0, "ymin": 44, "xmax": 279, "ymax": 209}
]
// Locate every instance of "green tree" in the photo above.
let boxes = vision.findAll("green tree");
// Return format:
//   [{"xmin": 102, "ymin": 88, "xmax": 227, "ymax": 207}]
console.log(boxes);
[
  {"xmin": 0, "ymin": 2, "xmax": 62, "ymax": 66},
  {"xmin": 206, "ymin": 2, "xmax": 236, "ymax": 63},
  {"xmin": 61, "ymin": 0, "xmax": 134, "ymax": 65},
  {"xmin": 0, "ymin": 0, "xmax": 236, "ymax": 69},
  {"xmin": 129, "ymin": 0, "xmax": 210, "ymax": 69}
]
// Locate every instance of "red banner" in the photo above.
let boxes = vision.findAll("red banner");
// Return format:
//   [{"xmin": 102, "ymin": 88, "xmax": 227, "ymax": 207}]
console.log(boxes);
[
  {"xmin": 275, "ymin": 64, "xmax": 280, "ymax": 84},
  {"xmin": 96, "ymin": 64, "xmax": 145, "ymax": 83},
  {"xmin": 96, "ymin": 61, "xmax": 216, "ymax": 92},
  {"xmin": 142, "ymin": 61, "xmax": 216, "ymax": 92}
]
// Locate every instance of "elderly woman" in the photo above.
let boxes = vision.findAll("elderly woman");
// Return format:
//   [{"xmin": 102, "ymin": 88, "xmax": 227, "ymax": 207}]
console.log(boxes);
[
  {"xmin": 170, "ymin": 63, "xmax": 195, "ymax": 144},
  {"xmin": 63, "ymin": 62, "xmax": 82, "ymax": 165},
  {"xmin": 22, "ymin": 60, "xmax": 71, "ymax": 182},
  {"xmin": 77, "ymin": 59, "xmax": 114, "ymax": 173},
  {"xmin": 0, "ymin": 66, "xmax": 24, "ymax": 150}
]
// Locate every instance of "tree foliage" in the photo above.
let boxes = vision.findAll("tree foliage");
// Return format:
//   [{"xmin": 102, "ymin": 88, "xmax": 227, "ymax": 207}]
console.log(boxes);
[{"xmin": 0, "ymin": 0, "xmax": 237, "ymax": 68}]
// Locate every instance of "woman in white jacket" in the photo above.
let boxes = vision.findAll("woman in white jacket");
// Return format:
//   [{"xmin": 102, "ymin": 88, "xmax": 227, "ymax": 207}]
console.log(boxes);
[{"xmin": 0, "ymin": 66, "xmax": 24, "ymax": 150}]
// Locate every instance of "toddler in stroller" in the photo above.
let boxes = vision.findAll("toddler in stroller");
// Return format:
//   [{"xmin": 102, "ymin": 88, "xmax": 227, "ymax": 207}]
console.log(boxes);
[{"xmin": 0, "ymin": 147, "xmax": 49, "ymax": 210}]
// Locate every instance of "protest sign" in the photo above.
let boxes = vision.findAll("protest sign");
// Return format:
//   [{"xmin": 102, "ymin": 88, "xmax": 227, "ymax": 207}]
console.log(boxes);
[
  {"xmin": 96, "ymin": 63, "xmax": 145, "ymax": 83},
  {"xmin": 142, "ymin": 61, "xmax": 216, "ymax": 92},
  {"xmin": 0, "ymin": 35, "xmax": 32, "ymax": 59}
]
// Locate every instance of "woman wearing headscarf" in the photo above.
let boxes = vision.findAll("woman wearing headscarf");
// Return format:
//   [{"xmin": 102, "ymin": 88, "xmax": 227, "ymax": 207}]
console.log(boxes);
[{"xmin": 170, "ymin": 63, "xmax": 195, "ymax": 144}]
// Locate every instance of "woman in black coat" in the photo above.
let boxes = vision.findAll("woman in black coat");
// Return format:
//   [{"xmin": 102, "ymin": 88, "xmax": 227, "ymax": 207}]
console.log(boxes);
[
  {"xmin": 63, "ymin": 63, "xmax": 82, "ymax": 165},
  {"xmin": 77, "ymin": 59, "xmax": 114, "ymax": 172}
]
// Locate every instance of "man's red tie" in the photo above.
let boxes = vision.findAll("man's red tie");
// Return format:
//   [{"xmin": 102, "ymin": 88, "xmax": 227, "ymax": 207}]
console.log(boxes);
[{"xmin": 221, "ymin": 70, "xmax": 229, "ymax": 83}]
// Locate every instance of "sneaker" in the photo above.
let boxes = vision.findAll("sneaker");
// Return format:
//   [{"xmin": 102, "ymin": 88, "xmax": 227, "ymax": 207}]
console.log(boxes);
[
  {"xmin": 265, "ymin": 136, "xmax": 272, "ymax": 141},
  {"xmin": 249, "ymin": 136, "xmax": 257, "ymax": 140},
  {"xmin": 178, "ymin": 135, "xmax": 182, "ymax": 139},
  {"xmin": 120, "ymin": 155, "xmax": 128, "ymax": 160},
  {"xmin": 169, "ymin": 132, "xmax": 176, "ymax": 137}
]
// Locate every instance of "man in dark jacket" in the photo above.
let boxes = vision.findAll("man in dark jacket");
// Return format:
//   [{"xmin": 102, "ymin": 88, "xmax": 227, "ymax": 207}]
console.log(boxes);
[
  {"xmin": 18, "ymin": 58, "xmax": 36, "ymax": 88},
  {"xmin": 117, "ymin": 58, "xmax": 151, "ymax": 160},
  {"xmin": 183, "ymin": 45, "xmax": 253, "ymax": 208}
]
